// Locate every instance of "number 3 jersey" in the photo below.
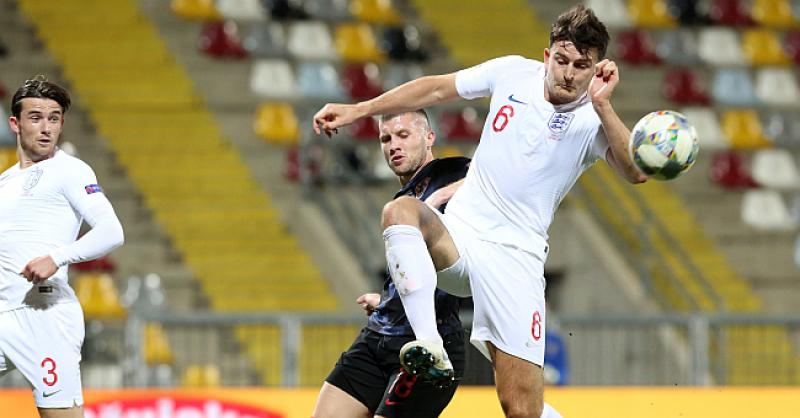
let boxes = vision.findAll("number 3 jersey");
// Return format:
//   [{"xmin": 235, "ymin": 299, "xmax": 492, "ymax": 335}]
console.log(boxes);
[{"xmin": 449, "ymin": 55, "xmax": 611, "ymax": 259}]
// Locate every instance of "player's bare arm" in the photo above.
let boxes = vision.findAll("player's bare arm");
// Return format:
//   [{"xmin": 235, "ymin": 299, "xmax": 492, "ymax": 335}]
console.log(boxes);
[
  {"xmin": 356, "ymin": 293, "xmax": 381, "ymax": 315},
  {"xmin": 312, "ymin": 74, "xmax": 460, "ymax": 136},
  {"xmin": 424, "ymin": 178, "xmax": 465, "ymax": 209},
  {"xmin": 590, "ymin": 59, "xmax": 648, "ymax": 184}
]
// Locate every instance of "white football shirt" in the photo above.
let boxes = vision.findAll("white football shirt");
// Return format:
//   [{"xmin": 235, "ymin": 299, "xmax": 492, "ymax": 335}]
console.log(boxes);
[
  {"xmin": 0, "ymin": 150, "xmax": 110, "ymax": 311},
  {"xmin": 449, "ymin": 55, "xmax": 610, "ymax": 258}
]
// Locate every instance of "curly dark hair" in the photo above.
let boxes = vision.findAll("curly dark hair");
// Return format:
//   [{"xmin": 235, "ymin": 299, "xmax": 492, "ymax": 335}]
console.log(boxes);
[
  {"xmin": 549, "ymin": 5, "xmax": 610, "ymax": 60},
  {"xmin": 11, "ymin": 75, "xmax": 71, "ymax": 118}
]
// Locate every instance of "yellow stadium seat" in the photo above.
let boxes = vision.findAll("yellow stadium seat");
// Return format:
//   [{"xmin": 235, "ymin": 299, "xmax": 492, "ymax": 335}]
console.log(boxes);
[
  {"xmin": 432, "ymin": 145, "xmax": 464, "ymax": 159},
  {"xmin": 720, "ymin": 110, "xmax": 773, "ymax": 149},
  {"xmin": 75, "ymin": 273, "xmax": 126, "ymax": 320},
  {"xmin": 742, "ymin": 29, "xmax": 791, "ymax": 66},
  {"xmin": 171, "ymin": 0, "xmax": 221, "ymax": 20},
  {"xmin": 0, "ymin": 148, "xmax": 17, "ymax": 171},
  {"xmin": 751, "ymin": 0, "xmax": 797, "ymax": 28},
  {"xmin": 627, "ymin": 0, "xmax": 676, "ymax": 28},
  {"xmin": 335, "ymin": 23, "xmax": 386, "ymax": 63},
  {"xmin": 181, "ymin": 364, "xmax": 221, "ymax": 387},
  {"xmin": 143, "ymin": 323, "xmax": 174, "ymax": 365},
  {"xmin": 350, "ymin": 0, "xmax": 401, "ymax": 25},
  {"xmin": 253, "ymin": 103, "xmax": 300, "ymax": 145}
]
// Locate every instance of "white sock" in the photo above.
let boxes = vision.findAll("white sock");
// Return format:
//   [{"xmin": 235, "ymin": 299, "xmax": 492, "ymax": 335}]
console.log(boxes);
[
  {"xmin": 383, "ymin": 224, "xmax": 442, "ymax": 344},
  {"xmin": 542, "ymin": 402, "xmax": 562, "ymax": 418}
]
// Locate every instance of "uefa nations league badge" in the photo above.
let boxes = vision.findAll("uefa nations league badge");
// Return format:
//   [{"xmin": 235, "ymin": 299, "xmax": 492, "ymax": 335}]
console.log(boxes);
[{"xmin": 547, "ymin": 112, "xmax": 574, "ymax": 141}]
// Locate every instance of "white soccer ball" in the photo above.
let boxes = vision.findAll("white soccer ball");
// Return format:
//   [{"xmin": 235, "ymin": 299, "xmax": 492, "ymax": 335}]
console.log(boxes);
[{"xmin": 629, "ymin": 110, "xmax": 700, "ymax": 181}]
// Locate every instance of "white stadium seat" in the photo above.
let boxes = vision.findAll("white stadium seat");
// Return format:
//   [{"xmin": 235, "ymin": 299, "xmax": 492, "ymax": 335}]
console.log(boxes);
[
  {"xmin": 286, "ymin": 21, "xmax": 337, "ymax": 60},
  {"xmin": 250, "ymin": 59, "xmax": 297, "ymax": 98},
  {"xmin": 751, "ymin": 149, "xmax": 800, "ymax": 190},
  {"xmin": 585, "ymin": 0, "xmax": 632, "ymax": 29},
  {"xmin": 698, "ymin": 28, "xmax": 745, "ymax": 66},
  {"xmin": 679, "ymin": 107, "xmax": 730, "ymax": 150},
  {"xmin": 755, "ymin": 68, "xmax": 800, "ymax": 107},
  {"xmin": 216, "ymin": 0, "xmax": 266, "ymax": 21},
  {"xmin": 741, "ymin": 189, "xmax": 797, "ymax": 231}
]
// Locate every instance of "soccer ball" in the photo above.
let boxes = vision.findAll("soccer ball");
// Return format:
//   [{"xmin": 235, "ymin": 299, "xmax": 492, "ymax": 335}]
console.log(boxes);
[{"xmin": 629, "ymin": 110, "xmax": 699, "ymax": 181}]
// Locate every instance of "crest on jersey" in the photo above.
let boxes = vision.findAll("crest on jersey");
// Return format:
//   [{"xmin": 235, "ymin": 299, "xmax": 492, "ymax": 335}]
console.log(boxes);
[
  {"xmin": 548, "ymin": 112, "xmax": 574, "ymax": 136},
  {"xmin": 23, "ymin": 167, "xmax": 43, "ymax": 190},
  {"xmin": 84, "ymin": 184, "xmax": 103, "ymax": 195}
]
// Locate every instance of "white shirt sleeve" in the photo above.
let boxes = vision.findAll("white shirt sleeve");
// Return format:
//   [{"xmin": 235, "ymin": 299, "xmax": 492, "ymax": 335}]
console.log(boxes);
[
  {"xmin": 455, "ymin": 55, "xmax": 526, "ymax": 100},
  {"xmin": 591, "ymin": 128, "xmax": 611, "ymax": 162},
  {"xmin": 49, "ymin": 160, "xmax": 124, "ymax": 267}
]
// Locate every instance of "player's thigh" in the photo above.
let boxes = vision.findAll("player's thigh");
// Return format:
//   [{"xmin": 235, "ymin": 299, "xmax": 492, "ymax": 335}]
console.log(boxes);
[
  {"xmin": 383, "ymin": 196, "xmax": 459, "ymax": 271},
  {"xmin": 4, "ymin": 303, "xmax": 85, "ymax": 409},
  {"xmin": 38, "ymin": 406, "xmax": 84, "ymax": 418},
  {"xmin": 489, "ymin": 343, "xmax": 544, "ymax": 418},
  {"xmin": 313, "ymin": 382, "xmax": 371, "ymax": 418}
]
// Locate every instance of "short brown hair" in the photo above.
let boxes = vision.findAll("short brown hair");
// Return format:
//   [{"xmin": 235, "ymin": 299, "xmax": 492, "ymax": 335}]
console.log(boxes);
[
  {"xmin": 549, "ymin": 5, "xmax": 610, "ymax": 60},
  {"xmin": 379, "ymin": 109, "xmax": 432, "ymax": 131},
  {"xmin": 11, "ymin": 75, "xmax": 71, "ymax": 118}
]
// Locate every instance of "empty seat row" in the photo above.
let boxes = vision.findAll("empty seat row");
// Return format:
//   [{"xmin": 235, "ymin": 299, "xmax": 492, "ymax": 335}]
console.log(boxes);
[
  {"xmin": 173, "ymin": 0, "xmax": 400, "ymax": 24},
  {"xmin": 681, "ymin": 107, "xmax": 800, "ymax": 150},
  {"xmin": 665, "ymin": 67, "xmax": 800, "ymax": 107},
  {"xmin": 591, "ymin": 0, "xmax": 800, "ymax": 29},
  {"xmin": 710, "ymin": 149, "xmax": 800, "ymax": 192},
  {"xmin": 617, "ymin": 28, "xmax": 799, "ymax": 67}
]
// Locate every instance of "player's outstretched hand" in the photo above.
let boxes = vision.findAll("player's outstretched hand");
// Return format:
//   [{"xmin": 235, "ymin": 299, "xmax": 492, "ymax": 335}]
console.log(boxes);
[
  {"xmin": 356, "ymin": 293, "xmax": 381, "ymax": 316},
  {"xmin": 20, "ymin": 256, "xmax": 58, "ymax": 284},
  {"xmin": 589, "ymin": 59, "xmax": 619, "ymax": 105},
  {"xmin": 312, "ymin": 103, "xmax": 363, "ymax": 137}
]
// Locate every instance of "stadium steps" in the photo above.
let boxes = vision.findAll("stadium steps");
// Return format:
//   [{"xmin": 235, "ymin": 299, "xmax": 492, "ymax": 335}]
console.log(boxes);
[{"xmin": 18, "ymin": 0, "xmax": 339, "ymax": 386}]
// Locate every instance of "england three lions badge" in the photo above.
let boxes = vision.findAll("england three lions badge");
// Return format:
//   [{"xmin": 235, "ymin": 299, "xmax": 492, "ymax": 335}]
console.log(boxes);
[{"xmin": 547, "ymin": 112, "xmax": 574, "ymax": 141}]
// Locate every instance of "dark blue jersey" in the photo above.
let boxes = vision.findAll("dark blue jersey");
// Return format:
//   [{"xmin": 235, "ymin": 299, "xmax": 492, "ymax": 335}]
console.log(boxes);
[{"xmin": 367, "ymin": 157, "xmax": 471, "ymax": 337}]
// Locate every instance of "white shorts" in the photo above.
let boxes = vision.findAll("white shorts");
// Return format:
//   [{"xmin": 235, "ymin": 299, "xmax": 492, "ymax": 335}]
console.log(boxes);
[
  {"xmin": 435, "ymin": 211, "xmax": 547, "ymax": 366},
  {"xmin": 0, "ymin": 302, "xmax": 85, "ymax": 408}
]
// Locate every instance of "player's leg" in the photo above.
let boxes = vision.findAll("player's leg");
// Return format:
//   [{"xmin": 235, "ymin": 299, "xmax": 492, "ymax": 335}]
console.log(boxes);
[
  {"xmin": 488, "ymin": 343, "xmax": 545, "ymax": 418},
  {"xmin": 38, "ymin": 407, "xmax": 84, "ymax": 418},
  {"xmin": 382, "ymin": 196, "xmax": 459, "ymax": 381},
  {"xmin": 313, "ymin": 382, "xmax": 371, "ymax": 418}
]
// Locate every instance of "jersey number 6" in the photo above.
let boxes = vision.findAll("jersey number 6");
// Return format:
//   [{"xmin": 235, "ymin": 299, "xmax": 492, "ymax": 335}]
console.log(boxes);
[{"xmin": 492, "ymin": 105, "xmax": 515, "ymax": 132}]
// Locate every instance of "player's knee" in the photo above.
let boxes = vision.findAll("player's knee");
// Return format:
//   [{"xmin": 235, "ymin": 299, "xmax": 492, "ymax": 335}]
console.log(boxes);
[
  {"xmin": 381, "ymin": 196, "xmax": 421, "ymax": 229},
  {"xmin": 497, "ymin": 393, "xmax": 543, "ymax": 418}
]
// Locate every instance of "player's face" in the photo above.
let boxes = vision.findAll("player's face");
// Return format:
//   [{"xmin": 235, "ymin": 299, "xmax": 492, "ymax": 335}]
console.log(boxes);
[
  {"xmin": 543, "ymin": 41, "xmax": 598, "ymax": 105},
  {"xmin": 9, "ymin": 97, "xmax": 63, "ymax": 163},
  {"xmin": 379, "ymin": 113, "xmax": 434, "ymax": 182}
]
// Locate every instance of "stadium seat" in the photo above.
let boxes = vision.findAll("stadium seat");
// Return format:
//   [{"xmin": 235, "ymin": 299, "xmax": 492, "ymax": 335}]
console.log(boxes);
[
  {"xmin": 286, "ymin": 21, "xmax": 336, "ymax": 60},
  {"xmin": 628, "ymin": 0, "xmax": 677, "ymax": 27},
  {"xmin": 709, "ymin": 0, "xmax": 753, "ymax": 25},
  {"xmin": 698, "ymin": 28, "xmax": 745, "ymax": 66},
  {"xmin": 382, "ymin": 25, "xmax": 427, "ymax": 62},
  {"xmin": 335, "ymin": 23, "xmax": 386, "ymax": 63},
  {"xmin": 243, "ymin": 22, "xmax": 287, "ymax": 58},
  {"xmin": 253, "ymin": 103, "xmax": 300, "ymax": 144},
  {"xmin": 262, "ymin": 0, "xmax": 309, "ymax": 19},
  {"xmin": 741, "ymin": 190, "xmax": 797, "ymax": 230},
  {"xmin": 305, "ymin": 0, "xmax": 351, "ymax": 20},
  {"xmin": 721, "ymin": 110, "xmax": 773, "ymax": 149},
  {"xmin": 349, "ymin": 116, "xmax": 380, "ymax": 141},
  {"xmin": 250, "ymin": 59, "xmax": 296, "ymax": 98},
  {"xmin": 785, "ymin": 31, "xmax": 800, "ymax": 64},
  {"xmin": 712, "ymin": 69, "xmax": 759, "ymax": 107},
  {"xmin": 296, "ymin": 62, "xmax": 345, "ymax": 100},
  {"xmin": 198, "ymin": 21, "xmax": 248, "ymax": 58},
  {"xmin": 0, "ymin": 148, "xmax": 16, "ymax": 170},
  {"xmin": 587, "ymin": 0, "xmax": 631, "ymax": 28},
  {"xmin": 669, "ymin": 0, "xmax": 710, "ymax": 25},
  {"xmin": 171, "ymin": 0, "xmax": 221, "ymax": 20},
  {"xmin": 679, "ymin": 107, "xmax": 729, "ymax": 150},
  {"xmin": 439, "ymin": 107, "xmax": 482, "ymax": 143},
  {"xmin": 742, "ymin": 29, "xmax": 791, "ymax": 66},
  {"xmin": 761, "ymin": 112, "xmax": 800, "ymax": 148},
  {"xmin": 0, "ymin": 106, "xmax": 14, "ymax": 147},
  {"xmin": 663, "ymin": 69, "xmax": 710, "ymax": 105},
  {"xmin": 754, "ymin": 68, "xmax": 800, "ymax": 106},
  {"xmin": 751, "ymin": 149, "xmax": 800, "ymax": 190},
  {"xmin": 144, "ymin": 323, "xmax": 174, "ymax": 365},
  {"xmin": 72, "ymin": 255, "xmax": 116, "ymax": 273},
  {"xmin": 350, "ymin": 0, "xmax": 401, "ymax": 25},
  {"xmin": 76, "ymin": 273, "xmax": 127, "ymax": 321},
  {"xmin": 616, "ymin": 29, "xmax": 661, "ymax": 65},
  {"xmin": 216, "ymin": 0, "xmax": 266, "ymax": 21},
  {"xmin": 341, "ymin": 63, "xmax": 384, "ymax": 100},
  {"xmin": 656, "ymin": 29, "xmax": 700, "ymax": 66},
  {"xmin": 710, "ymin": 151, "xmax": 759, "ymax": 188},
  {"xmin": 382, "ymin": 63, "xmax": 423, "ymax": 91},
  {"xmin": 284, "ymin": 145, "xmax": 321, "ymax": 182},
  {"xmin": 751, "ymin": 0, "xmax": 796, "ymax": 28},
  {"xmin": 181, "ymin": 364, "xmax": 221, "ymax": 387}
]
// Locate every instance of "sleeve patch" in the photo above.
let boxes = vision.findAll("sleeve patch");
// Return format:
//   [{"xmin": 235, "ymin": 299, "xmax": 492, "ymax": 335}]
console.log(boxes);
[{"xmin": 84, "ymin": 184, "xmax": 103, "ymax": 194}]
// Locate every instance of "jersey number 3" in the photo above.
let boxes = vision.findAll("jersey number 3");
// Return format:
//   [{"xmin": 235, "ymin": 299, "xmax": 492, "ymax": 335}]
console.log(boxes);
[
  {"xmin": 492, "ymin": 105, "xmax": 515, "ymax": 132},
  {"xmin": 41, "ymin": 357, "xmax": 58, "ymax": 386}
]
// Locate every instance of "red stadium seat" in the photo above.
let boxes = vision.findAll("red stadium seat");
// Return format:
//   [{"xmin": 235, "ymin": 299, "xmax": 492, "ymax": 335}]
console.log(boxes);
[
  {"xmin": 72, "ymin": 255, "xmax": 117, "ymax": 273},
  {"xmin": 350, "ymin": 116, "xmax": 380, "ymax": 141},
  {"xmin": 439, "ymin": 108, "xmax": 482, "ymax": 143},
  {"xmin": 709, "ymin": 151, "xmax": 759, "ymax": 189},
  {"xmin": 784, "ymin": 31, "xmax": 800, "ymax": 64},
  {"xmin": 709, "ymin": 0, "xmax": 753, "ymax": 26},
  {"xmin": 616, "ymin": 30, "xmax": 661, "ymax": 65},
  {"xmin": 341, "ymin": 63, "xmax": 383, "ymax": 100},
  {"xmin": 284, "ymin": 145, "xmax": 321, "ymax": 183},
  {"xmin": 663, "ymin": 69, "xmax": 710, "ymax": 106},
  {"xmin": 199, "ymin": 21, "xmax": 248, "ymax": 58}
]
